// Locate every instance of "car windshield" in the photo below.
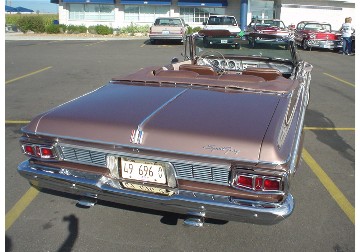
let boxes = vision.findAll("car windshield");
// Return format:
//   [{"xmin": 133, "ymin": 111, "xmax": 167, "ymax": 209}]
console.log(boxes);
[
  {"xmin": 304, "ymin": 23, "xmax": 331, "ymax": 31},
  {"xmin": 255, "ymin": 20, "xmax": 285, "ymax": 29},
  {"xmin": 207, "ymin": 16, "xmax": 237, "ymax": 25},
  {"xmin": 192, "ymin": 34, "xmax": 293, "ymax": 61}
]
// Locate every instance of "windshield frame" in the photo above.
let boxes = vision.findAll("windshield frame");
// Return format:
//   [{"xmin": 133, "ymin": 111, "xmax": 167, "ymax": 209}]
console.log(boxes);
[{"xmin": 185, "ymin": 32, "xmax": 299, "ymax": 65}]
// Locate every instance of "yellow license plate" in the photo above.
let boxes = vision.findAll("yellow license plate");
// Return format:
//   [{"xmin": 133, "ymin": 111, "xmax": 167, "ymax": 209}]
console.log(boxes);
[{"xmin": 122, "ymin": 182, "xmax": 173, "ymax": 196}]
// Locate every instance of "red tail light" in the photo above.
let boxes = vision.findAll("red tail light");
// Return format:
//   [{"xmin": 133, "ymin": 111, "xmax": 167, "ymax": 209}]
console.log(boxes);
[
  {"xmin": 41, "ymin": 147, "xmax": 55, "ymax": 158},
  {"xmin": 22, "ymin": 144, "xmax": 57, "ymax": 159},
  {"xmin": 234, "ymin": 173, "xmax": 282, "ymax": 192},
  {"xmin": 264, "ymin": 178, "xmax": 280, "ymax": 191},
  {"xmin": 237, "ymin": 175, "xmax": 252, "ymax": 188},
  {"xmin": 24, "ymin": 145, "xmax": 35, "ymax": 156}
]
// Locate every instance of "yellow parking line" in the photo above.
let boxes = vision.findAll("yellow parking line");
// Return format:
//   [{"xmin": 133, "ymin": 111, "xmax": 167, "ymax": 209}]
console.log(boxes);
[
  {"xmin": 302, "ymin": 148, "xmax": 355, "ymax": 224},
  {"xmin": 5, "ymin": 120, "xmax": 30, "ymax": 124},
  {"xmin": 323, "ymin": 73, "xmax": 355, "ymax": 88},
  {"xmin": 5, "ymin": 66, "xmax": 53, "ymax": 85},
  {"xmin": 304, "ymin": 127, "xmax": 355, "ymax": 131},
  {"xmin": 5, "ymin": 187, "xmax": 39, "ymax": 231}
]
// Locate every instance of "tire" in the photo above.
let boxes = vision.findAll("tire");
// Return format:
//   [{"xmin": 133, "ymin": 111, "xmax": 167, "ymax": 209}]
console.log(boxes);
[
  {"xmin": 235, "ymin": 44, "xmax": 240, "ymax": 49},
  {"xmin": 249, "ymin": 39, "xmax": 255, "ymax": 48},
  {"xmin": 203, "ymin": 39, "xmax": 209, "ymax": 48},
  {"xmin": 302, "ymin": 40, "xmax": 309, "ymax": 50}
]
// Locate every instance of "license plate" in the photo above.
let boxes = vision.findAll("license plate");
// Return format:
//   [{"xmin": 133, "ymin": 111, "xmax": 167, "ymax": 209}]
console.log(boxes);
[
  {"xmin": 122, "ymin": 182, "xmax": 173, "ymax": 195},
  {"xmin": 221, "ymin": 40, "xmax": 228, "ymax": 43},
  {"xmin": 120, "ymin": 158, "xmax": 166, "ymax": 184},
  {"xmin": 162, "ymin": 30, "xmax": 170, "ymax": 35}
]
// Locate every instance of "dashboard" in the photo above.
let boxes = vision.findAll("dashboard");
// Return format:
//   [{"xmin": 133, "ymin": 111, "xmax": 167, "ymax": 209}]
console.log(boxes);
[{"xmin": 196, "ymin": 57, "xmax": 293, "ymax": 75}]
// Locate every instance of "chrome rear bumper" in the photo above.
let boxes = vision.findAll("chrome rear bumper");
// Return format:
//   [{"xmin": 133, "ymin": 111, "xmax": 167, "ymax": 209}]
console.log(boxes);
[
  {"xmin": 18, "ymin": 160, "xmax": 294, "ymax": 225},
  {"xmin": 149, "ymin": 34, "xmax": 184, "ymax": 40}
]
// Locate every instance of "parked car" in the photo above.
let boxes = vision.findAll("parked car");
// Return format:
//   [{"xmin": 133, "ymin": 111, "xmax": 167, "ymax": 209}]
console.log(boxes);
[
  {"xmin": 18, "ymin": 32, "xmax": 312, "ymax": 227},
  {"xmin": 294, "ymin": 21, "xmax": 342, "ymax": 50},
  {"xmin": 149, "ymin": 17, "xmax": 188, "ymax": 44},
  {"xmin": 198, "ymin": 29, "xmax": 242, "ymax": 49},
  {"xmin": 246, "ymin": 19, "xmax": 291, "ymax": 48},
  {"xmin": 203, "ymin": 15, "xmax": 241, "ymax": 35}
]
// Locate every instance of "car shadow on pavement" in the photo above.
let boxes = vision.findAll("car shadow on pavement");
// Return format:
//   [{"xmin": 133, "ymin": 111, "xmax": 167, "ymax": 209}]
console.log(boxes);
[
  {"xmin": 304, "ymin": 109, "xmax": 355, "ymax": 165},
  {"xmin": 5, "ymin": 235, "xmax": 12, "ymax": 252},
  {"xmin": 39, "ymin": 188, "xmax": 228, "ymax": 227},
  {"xmin": 144, "ymin": 39, "xmax": 183, "ymax": 46}
]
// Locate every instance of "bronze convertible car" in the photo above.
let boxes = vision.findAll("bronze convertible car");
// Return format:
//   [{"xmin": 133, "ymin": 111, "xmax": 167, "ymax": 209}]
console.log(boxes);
[{"xmin": 18, "ymin": 31, "xmax": 312, "ymax": 226}]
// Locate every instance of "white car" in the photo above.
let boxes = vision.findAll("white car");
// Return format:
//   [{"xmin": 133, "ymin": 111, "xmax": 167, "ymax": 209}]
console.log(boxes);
[{"xmin": 203, "ymin": 15, "xmax": 241, "ymax": 35}]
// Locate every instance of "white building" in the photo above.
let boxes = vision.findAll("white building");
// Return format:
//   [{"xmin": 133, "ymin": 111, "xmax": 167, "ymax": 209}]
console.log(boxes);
[{"xmin": 51, "ymin": 0, "xmax": 355, "ymax": 31}]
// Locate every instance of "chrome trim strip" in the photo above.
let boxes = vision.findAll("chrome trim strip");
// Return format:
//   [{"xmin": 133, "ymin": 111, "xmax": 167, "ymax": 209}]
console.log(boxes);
[
  {"xmin": 18, "ymin": 160, "xmax": 294, "ymax": 224},
  {"xmin": 33, "ymin": 86, "xmax": 105, "ymax": 133},
  {"xmin": 138, "ymin": 89, "xmax": 188, "ymax": 131},
  {"xmin": 288, "ymin": 61, "xmax": 312, "ymax": 175}
]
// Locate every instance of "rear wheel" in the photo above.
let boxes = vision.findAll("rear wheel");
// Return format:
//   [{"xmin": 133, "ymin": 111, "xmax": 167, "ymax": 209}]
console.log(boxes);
[{"xmin": 249, "ymin": 39, "xmax": 255, "ymax": 48}]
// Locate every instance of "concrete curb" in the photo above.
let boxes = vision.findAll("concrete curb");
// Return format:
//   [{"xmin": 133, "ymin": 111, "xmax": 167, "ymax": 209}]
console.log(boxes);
[{"xmin": 5, "ymin": 32, "xmax": 149, "ymax": 41}]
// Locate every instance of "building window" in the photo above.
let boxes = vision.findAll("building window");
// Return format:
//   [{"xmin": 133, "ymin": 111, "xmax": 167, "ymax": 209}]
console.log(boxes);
[
  {"xmin": 250, "ymin": 0, "xmax": 275, "ymax": 19},
  {"xmin": 180, "ymin": 7, "xmax": 225, "ymax": 23},
  {"xmin": 69, "ymin": 4, "xmax": 115, "ymax": 21},
  {"xmin": 124, "ymin": 5, "xmax": 170, "ymax": 22}
]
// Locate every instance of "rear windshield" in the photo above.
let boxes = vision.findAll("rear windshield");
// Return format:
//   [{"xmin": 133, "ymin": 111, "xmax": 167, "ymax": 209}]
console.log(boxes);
[
  {"xmin": 255, "ymin": 20, "xmax": 285, "ymax": 29},
  {"xmin": 207, "ymin": 16, "xmax": 237, "ymax": 26},
  {"xmin": 154, "ymin": 18, "xmax": 183, "ymax": 26},
  {"xmin": 304, "ymin": 23, "xmax": 331, "ymax": 32}
]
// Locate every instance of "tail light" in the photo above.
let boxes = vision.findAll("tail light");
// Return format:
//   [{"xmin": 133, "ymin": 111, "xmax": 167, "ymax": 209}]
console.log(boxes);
[
  {"xmin": 233, "ymin": 173, "xmax": 282, "ymax": 192},
  {"xmin": 22, "ymin": 144, "xmax": 57, "ymax": 159}
]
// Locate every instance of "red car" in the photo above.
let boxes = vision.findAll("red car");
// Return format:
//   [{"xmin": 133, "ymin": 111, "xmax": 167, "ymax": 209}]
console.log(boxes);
[
  {"xmin": 246, "ymin": 19, "xmax": 290, "ymax": 47},
  {"xmin": 294, "ymin": 21, "xmax": 342, "ymax": 50}
]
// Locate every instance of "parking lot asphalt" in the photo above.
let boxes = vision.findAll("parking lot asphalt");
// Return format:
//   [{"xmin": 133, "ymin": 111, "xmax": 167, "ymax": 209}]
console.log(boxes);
[{"xmin": 5, "ymin": 36, "xmax": 355, "ymax": 252}]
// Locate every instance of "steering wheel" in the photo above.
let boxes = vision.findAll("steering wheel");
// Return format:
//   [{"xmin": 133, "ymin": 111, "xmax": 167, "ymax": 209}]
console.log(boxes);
[{"xmin": 196, "ymin": 50, "xmax": 227, "ymax": 76}]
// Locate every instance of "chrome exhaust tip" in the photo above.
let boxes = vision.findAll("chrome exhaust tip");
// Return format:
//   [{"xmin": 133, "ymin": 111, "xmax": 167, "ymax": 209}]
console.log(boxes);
[
  {"xmin": 184, "ymin": 216, "xmax": 204, "ymax": 227},
  {"xmin": 76, "ymin": 197, "xmax": 97, "ymax": 208},
  {"xmin": 184, "ymin": 210, "xmax": 205, "ymax": 227}
]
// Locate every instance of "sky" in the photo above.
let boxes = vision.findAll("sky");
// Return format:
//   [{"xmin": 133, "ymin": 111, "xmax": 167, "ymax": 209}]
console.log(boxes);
[{"xmin": 5, "ymin": 0, "xmax": 58, "ymax": 14}]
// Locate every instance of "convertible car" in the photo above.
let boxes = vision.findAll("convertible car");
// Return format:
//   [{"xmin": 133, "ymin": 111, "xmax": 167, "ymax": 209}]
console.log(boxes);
[
  {"xmin": 294, "ymin": 21, "xmax": 342, "ymax": 51},
  {"xmin": 18, "ymin": 32, "xmax": 312, "ymax": 227}
]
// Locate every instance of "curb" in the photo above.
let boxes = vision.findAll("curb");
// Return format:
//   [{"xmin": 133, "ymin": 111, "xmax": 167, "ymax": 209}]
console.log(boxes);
[{"xmin": 5, "ymin": 32, "xmax": 149, "ymax": 41}]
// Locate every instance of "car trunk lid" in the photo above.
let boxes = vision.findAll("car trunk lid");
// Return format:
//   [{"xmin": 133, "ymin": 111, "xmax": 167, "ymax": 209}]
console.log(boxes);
[{"xmin": 25, "ymin": 83, "xmax": 280, "ymax": 162}]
